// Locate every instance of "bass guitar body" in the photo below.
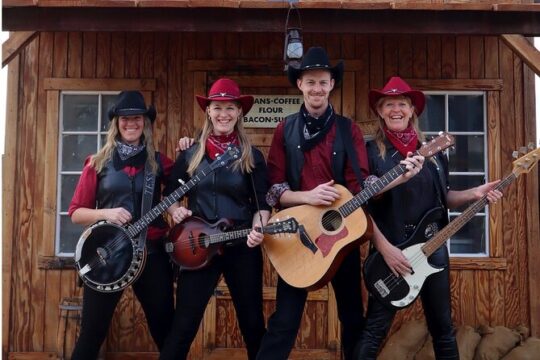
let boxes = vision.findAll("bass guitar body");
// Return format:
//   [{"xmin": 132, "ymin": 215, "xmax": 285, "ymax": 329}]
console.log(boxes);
[
  {"xmin": 264, "ymin": 184, "xmax": 370, "ymax": 291},
  {"xmin": 168, "ymin": 218, "xmax": 231, "ymax": 270},
  {"xmin": 75, "ymin": 221, "xmax": 147, "ymax": 292},
  {"xmin": 363, "ymin": 207, "xmax": 445, "ymax": 309}
]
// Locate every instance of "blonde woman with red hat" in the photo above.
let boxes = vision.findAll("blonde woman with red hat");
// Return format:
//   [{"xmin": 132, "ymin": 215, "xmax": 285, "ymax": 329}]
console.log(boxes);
[
  {"xmin": 355, "ymin": 77, "xmax": 502, "ymax": 359},
  {"xmin": 160, "ymin": 78, "xmax": 271, "ymax": 360}
]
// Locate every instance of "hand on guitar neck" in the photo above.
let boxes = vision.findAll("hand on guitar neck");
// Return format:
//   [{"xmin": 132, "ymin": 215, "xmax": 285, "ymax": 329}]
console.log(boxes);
[{"xmin": 279, "ymin": 152, "xmax": 424, "ymax": 208}]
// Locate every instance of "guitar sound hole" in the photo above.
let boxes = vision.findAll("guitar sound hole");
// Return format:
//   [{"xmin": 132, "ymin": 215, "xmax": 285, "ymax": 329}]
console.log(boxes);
[{"xmin": 321, "ymin": 210, "xmax": 342, "ymax": 231}]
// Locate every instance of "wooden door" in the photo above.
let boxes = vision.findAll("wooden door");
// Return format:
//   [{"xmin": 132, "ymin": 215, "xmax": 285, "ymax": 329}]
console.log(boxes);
[{"xmin": 184, "ymin": 64, "xmax": 370, "ymax": 360}]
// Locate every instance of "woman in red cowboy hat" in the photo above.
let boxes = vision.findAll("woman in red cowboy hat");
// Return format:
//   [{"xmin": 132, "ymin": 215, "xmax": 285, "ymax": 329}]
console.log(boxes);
[
  {"xmin": 69, "ymin": 91, "xmax": 175, "ymax": 359},
  {"xmin": 355, "ymin": 77, "xmax": 502, "ymax": 359},
  {"xmin": 160, "ymin": 78, "xmax": 270, "ymax": 360}
]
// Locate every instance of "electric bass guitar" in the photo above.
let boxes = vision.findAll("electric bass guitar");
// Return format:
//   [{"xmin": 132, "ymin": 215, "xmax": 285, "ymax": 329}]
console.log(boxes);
[
  {"xmin": 74, "ymin": 146, "xmax": 240, "ymax": 293},
  {"xmin": 166, "ymin": 216, "xmax": 299, "ymax": 270},
  {"xmin": 264, "ymin": 132, "xmax": 455, "ymax": 290},
  {"xmin": 363, "ymin": 145, "xmax": 540, "ymax": 309}
]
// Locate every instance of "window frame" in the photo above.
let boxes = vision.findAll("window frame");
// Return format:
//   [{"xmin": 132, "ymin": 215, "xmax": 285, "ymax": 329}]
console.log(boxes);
[
  {"xmin": 40, "ymin": 78, "xmax": 156, "ymax": 263},
  {"xmin": 421, "ymin": 90, "xmax": 489, "ymax": 257},
  {"xmin": 55, "ymin": 90, "xmax": 120, "ymax": 257}
]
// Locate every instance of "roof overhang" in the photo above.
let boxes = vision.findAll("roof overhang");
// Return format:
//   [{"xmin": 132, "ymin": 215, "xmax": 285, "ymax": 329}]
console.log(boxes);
[{"xmin": 2, "ymin": 6, "xmax": 540, "ymax": 35}]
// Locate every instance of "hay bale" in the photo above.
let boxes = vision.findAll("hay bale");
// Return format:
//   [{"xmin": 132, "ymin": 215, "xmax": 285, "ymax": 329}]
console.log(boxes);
[
  {"xmin": 474, "ymin": 326, "xmax": 521, "ymax": 360},
  {"xmin": 414, "ymin": 335, "xmax": 435, "ymax": 360},
  {"xmin": 501, "ymin": 337, "xmax": 540, "ymax": 360},
  {"xmin": 378, "ymin": 319, "xmax": 429, "ymax": 360},
  {"xmin": 456, "ymin": 325, "xmax": 482, "ymax": 360}
]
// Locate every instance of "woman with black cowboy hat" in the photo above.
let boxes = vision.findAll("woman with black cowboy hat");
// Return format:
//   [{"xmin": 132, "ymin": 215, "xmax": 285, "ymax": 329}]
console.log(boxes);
[
  {"xmin": 159, "ymin": 78, "xmax": 271, "ymax": 360},
  {"xmin": 259, "ymin": 47, "xmax": 424, "ymax": 360},
  {"xmin": 355, "ymin": 77, "xmax": 502, "ymax": 359},
  {"xmin": 69, "ymin": 91, "xmax": 175, "ymax": 359}
]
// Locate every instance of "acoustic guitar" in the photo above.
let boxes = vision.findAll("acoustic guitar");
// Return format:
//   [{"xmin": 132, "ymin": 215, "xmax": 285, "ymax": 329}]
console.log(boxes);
[
  {"xmin": 264, "ymin": 132, "xmax": 455, "ymax": 290},
  {"xmin": 363, "ymin": 145, "xmax": 540, "ymax": 309}
]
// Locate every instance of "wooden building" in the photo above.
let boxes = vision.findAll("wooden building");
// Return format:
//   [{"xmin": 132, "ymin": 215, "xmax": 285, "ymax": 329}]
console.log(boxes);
[{"xmin": 2, "ymin": 1, "xmax": 540, "ymax": 359}]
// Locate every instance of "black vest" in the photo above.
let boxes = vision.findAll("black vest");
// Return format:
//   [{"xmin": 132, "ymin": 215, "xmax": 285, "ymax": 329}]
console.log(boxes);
[
  {"xmin": 96, "ymin": 153, "xmax": 167, "ymax": 229},
  {"xmin": 182, "ymin": 146, "xmax": 256, "ymax": 227},
  {"xmin": 282, "ymin": 112, "xmax": 354, "ymax": 191}
]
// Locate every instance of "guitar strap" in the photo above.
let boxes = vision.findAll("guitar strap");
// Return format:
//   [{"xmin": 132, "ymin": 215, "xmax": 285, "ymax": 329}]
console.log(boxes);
[
  {"xmin": 336, "ymin": 118, "xmax": 365, "ymax": 187},
  {"xmin": 249, "ymin": 170, "xmax": 264, "ymax": 234},
  {"xmin": 137, "ymin": 157, "xmax": 156, "ymax": 250}
]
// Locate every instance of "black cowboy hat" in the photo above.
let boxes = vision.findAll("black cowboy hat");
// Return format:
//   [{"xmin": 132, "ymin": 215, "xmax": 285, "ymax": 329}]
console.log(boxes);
[
  {"xmin": 108, "ymin": 91, "xmax": 157, "ymax": 122},
  {"xmin": 287, "ymin": 46, "xmax": 344, "ymax": 87}
]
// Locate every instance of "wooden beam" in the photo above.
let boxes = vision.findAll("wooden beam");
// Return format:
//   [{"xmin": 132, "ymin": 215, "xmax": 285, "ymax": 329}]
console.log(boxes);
[
  {"xmin": 501, "ymin": 34, "xmax": 540, "ymax": 77},
  {"xmin": 43, "ymin": 78, "xmax": 156, "ymax": 91},
  {"xmin": 2, "ymin": 31, "xmax": 38, "ymax": 68},
  {"xmin": 449, "ymin": 257, "xmax": 507, "ymax": 270},
  {"xmin": 2, "ymin": 53, "xmax": 20, "ymax": 360},
  {"xmin": 2, "ymin": 7, "xmax": 540, "ymax": 35}
]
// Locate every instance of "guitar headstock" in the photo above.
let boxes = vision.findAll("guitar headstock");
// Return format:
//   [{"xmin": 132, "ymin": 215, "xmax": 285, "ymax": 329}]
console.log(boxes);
[
  {"xmin": 417, "ymin": 132, "xmax": 455, "ymax": 158},
  {"xmin": 511, "ymin": 144, "xmax": 540, "ymax": 177},
  {"xmin": 211, "ymin": 146, "xmax": 241, "ymax": 170},
  {"xmin": 266, "ymin": 218, "xmax": 299, "ymax": 235}
]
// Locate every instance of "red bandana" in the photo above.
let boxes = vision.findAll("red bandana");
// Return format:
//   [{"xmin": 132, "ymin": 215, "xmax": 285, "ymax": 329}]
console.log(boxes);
[
  {"xmin": 384, "ymin": 124, "xmax": 418, "ymax": 157},
  {"xmin": 205, "ymin": 132, "xmax": 240, "ymax": 160}
]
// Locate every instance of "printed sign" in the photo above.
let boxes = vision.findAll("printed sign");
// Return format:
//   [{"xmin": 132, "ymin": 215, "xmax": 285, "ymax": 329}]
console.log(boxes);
[{"xmin": 243, "ymin": 95, "xmax": 303, "ymax": 128}]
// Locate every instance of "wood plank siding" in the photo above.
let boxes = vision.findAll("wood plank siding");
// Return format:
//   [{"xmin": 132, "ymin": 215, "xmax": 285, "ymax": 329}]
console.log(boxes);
[{"xmin": 2, "ymin": 29, "xmax": 539, "ymax": 359}]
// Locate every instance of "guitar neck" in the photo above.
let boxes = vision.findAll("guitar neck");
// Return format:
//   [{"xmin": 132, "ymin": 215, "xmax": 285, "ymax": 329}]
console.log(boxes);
[
  {"xmin": 126, "ymin": 168, "xmax": 211, "ymax": 238},
  {"xmin": 207, "ymin": 228, "xmax": 252, "ymax": 245},
  {"xmin": 421, "ymin": 172, "xmax": 516, "ymax": 257},
  {"xmin": 339, "ymin": 163, "xmax": 408, "ymax": 217}
]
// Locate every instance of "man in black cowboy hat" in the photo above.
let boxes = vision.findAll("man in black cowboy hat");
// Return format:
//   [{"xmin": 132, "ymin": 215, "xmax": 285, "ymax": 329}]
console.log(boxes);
[
  {"xmin": 258, "ymin": 46, "xmax": 369, "ymax": 360},
  {"xmin": 260, "ymin": 47, "xmax": 425, "ymax": 360}
]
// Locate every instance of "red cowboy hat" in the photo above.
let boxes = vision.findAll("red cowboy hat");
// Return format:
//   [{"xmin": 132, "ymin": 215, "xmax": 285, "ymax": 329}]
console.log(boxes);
[
  {"xmin": 368, "ymin": 76, "xmax": 425, "ymax": 116},
  {"xmin": 196, "ymin": 78, "xmax": 254, "ymax": 115}
]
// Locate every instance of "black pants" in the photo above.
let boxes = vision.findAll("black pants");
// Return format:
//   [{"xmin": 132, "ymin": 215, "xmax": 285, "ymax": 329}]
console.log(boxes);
[
  {"xmin": 71, "ymin": 250, "xmax": 174, "ymax": 360},
  {"xmin": 159, "ymin": 243, "xmax": 265, "ymax": 360},
  {"xmin": 256, "ymin": 247, "xmax": 365, "ymax": 360},
  {"xmin": 355, "ymin": 246, "xmax": 459, "ymax": 360}
]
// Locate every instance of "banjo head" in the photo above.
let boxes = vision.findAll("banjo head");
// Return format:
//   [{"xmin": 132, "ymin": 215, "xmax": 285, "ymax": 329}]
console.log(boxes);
[{"xmin": 75, "ymin": 222, "xmax": 145, "ymax": 292}]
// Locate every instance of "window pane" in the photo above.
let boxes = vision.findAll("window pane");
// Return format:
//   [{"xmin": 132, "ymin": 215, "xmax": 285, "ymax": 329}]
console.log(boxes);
[
  {"xmin": 449, "ymin": 174, "xmax": 486, "ymax": 212},
  {"xmin": 62, "ymin": 135, "xmax": 97, "ymax": 171},
  {"xmin": 61, "ymin": 174, "xmax": 81, "ymax": 212},
  {"xmin": 448, "ymin": 95, "xmax": 483, "ymax": 132},
  {"xmin": 449, "ymin": 174, "xmax": 485, "ymax": 191},
  {"xmin": 63, "ymin": 95, "xmax": 99, "ymax": 131},
  {"xmin": 59, "ymin": 215, "xmax": 83, "ymax": 254},
  {"xmin": 448, "ymin": 135, "xmax": 484, "ymax": 172},
  {"xmin": 101, "ymin": 95, "xmax": 118, "ymax": 132},
  {"xmin": 419, "ymin": 95, "xmax": 445, "ymax": 131},
  {"xmin": 449, "ymin": 215, "xmax": 486, "ymax": 254}
]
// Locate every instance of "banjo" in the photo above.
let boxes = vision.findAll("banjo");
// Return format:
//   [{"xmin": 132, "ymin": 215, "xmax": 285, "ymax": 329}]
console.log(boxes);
[{"xmin": 74, "ymin": 146, "xmax": 240, "ymax": 292}]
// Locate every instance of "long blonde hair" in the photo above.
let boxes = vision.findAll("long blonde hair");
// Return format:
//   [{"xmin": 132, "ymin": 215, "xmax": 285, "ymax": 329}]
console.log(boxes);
[
  {"xmin": 187, "ymin": 104, "xmax": 254, "ymax": 175},
  {"xmin": 90, "ymin": 116, "xmax": 158, "ymax": 174},
  {"xmin": 373, "ymin": 96, "xmax": 426, "ymax": 159}
]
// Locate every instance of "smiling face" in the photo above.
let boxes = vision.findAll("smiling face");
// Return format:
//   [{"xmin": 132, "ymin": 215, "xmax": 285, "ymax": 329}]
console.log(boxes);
[
  {"xmin": 377, "ymin": 96, "xmax": 415, "ymax": 132},
  {"xmin": 207, "ymin": 100, "xmax": 241, "ymax": 135},
  {"xmin": 297, "ymin": 69, "xmax": 335, "ymax": 116},
  {"xmin": 118, "ymin": 115, "xmax": 145, "ymax": 145}
]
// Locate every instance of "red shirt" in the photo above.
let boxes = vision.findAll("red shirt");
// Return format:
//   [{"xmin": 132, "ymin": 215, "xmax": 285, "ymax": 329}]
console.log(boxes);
[
  {"xmin": 267, "ymin": 117, "xmax": 370, "ymax": 206},
  {"xmin": 69, "ymin": 153, "xmax": 174, "ymax": 241}
]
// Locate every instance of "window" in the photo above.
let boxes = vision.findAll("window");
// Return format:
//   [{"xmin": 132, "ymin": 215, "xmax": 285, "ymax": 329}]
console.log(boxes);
[
  {"xmin": 419, "ymin": 92, "xmax": 488, "ymax": 256},
  {"xmin": 56, "ymin": 92, "xmax": 118, "ymax": 256}
]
